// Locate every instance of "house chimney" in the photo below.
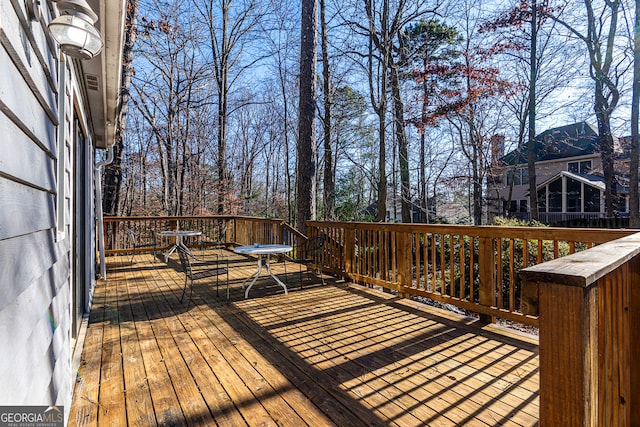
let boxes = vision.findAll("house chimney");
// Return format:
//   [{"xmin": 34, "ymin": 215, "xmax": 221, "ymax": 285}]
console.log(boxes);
[{"xmin": 490, "ymin": 134, "xmax": 505, "ymax": 164}]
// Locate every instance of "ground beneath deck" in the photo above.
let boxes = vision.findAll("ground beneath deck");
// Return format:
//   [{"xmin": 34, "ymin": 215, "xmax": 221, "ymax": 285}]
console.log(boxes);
[{"xmin": 69, "ymin": 250, "xmax": 539, "ymax": 426}]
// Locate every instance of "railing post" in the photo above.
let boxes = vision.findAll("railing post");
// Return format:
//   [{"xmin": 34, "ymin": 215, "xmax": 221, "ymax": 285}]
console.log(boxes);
[
  {"xmin": 524, "ymin": 278, "xmax": 597, "ymax": 426},
  {"xmin": 344, "ymin": 228, "xmax": 355, "ymax": 279},
  {"xmin": 477, "ymin": 236, "xmax": 495, "ymax": 324},
  {"xmin": 396, "ymin": 232, "xmax": 410, "ymax": 297},
  {"xmin": 168, "ymin": 218, "xmax": 178, "ymax": 245},
  {"xmin": 521, "ymin": 233, "xmax": 640, "ymax": 427}
]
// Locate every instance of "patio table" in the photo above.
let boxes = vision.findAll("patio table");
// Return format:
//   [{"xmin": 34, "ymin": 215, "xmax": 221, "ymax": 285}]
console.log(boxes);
[
  {"xmin": 158, "ymin": 230, "xmax": 202, "ymax": 262},
  {"xmin": 234, "ymin": 244, "xmax": 293, "ymax": 298}
]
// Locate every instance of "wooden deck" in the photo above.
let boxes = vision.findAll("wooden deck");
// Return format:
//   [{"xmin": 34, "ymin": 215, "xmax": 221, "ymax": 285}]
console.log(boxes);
[{"xmin": 69, "ymin": 249, "xmax": 540, "ymax": 426}]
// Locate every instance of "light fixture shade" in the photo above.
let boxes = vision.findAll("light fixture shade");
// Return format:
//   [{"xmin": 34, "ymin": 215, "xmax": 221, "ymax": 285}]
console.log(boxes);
[{"xmin": 48, "ymin": 14, "xmax": 103, "ymax": 60}]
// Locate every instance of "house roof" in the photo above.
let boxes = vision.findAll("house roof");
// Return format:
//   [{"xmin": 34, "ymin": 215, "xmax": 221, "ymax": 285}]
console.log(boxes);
[
  {"xmin": 536, "ymin": 171, "xmax": 628, "ymax": 194},
  {"xmin": 501, "ymin": 122, "xmax": 600, "ymax": 166}
]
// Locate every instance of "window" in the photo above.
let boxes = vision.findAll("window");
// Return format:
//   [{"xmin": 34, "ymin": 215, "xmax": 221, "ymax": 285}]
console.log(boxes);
[
  {"xmin": 566, "ymin": 178, "xmax": 581, "ymax": 212},
  {"xmin": 568, "ymin": 160, "xmax": 592, "ymax": 174},
  {"xmin": 509, "ymin": 200, "xmax": 517, "ymax": 213},
  {"xmin": 584, "ymin": 186, "xmax": 600, "ymax": 212},
  {"xmin": 537, "ymin": 187, "xmax": 547, "ymax": 212},
  {"xmin": 580, "ymin": 161, "xmax": 591, "ymax": 174},
  {"xmin": 519, "ymin": 199, "xmax": 528, "ymax": 212},
  {"xmin": 506, "ymin": 168, "xmax": 528, "ymax": 186},
  {"xmin": 548, "ymin": 179, "xmax": 562, "ymax": 212}
]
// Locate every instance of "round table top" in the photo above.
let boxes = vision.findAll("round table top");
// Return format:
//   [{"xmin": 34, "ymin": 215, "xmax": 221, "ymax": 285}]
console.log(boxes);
[
  {"xmin": 158, "ymin": 230, "xmax": 202, "ymax": 237},
  {"xmin": 234, "ymin": 244, "xmax": 293, "ymax": 255}
]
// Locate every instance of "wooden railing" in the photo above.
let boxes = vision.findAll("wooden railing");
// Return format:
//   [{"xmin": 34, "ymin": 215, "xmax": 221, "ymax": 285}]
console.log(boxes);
[
  {"xmin": 520, "ymin": 232, "xmax": 640, "ymax": 426},
  {"xmin": 105, "ymin": 215, "xmax": 634, "ymax": 329},
  {"xmin": 103, "ymin": 215, "xmax": 307, "ymax": 255},
  {"xmin": 307, "ymin": 221, "xmax": 634, "ymax": 327}
]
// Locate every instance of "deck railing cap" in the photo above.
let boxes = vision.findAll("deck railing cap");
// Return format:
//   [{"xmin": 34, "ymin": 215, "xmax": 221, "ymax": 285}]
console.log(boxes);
[{"xmin": 520, "ymin": 231, "xmax": 640, "ymax": 288}]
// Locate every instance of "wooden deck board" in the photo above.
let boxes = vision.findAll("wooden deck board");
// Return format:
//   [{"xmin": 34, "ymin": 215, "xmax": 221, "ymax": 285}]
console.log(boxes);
[
  {"xmin": 69, "ymin": 250, "xmax": 540, "ymax": 426},
  {"xmin": 120, "ymin": 275, "xmax": 156, "ymax": 426},
  {"xmin": 69, "ymin": 272, "xmax": 105, "ymax": 426}
]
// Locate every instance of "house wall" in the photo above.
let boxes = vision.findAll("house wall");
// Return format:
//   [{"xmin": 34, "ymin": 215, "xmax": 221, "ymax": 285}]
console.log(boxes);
[
  {"xmin": 490, "ymin": 154, "xmax": 602, "ymax": 216},
  {"xmin": 0, "ymin": 0, "xmax": 95, "ymax": 415}
]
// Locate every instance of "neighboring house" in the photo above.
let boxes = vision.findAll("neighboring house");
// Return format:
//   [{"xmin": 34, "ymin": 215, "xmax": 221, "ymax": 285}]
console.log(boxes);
[
  {"xmin": 0, "ymin": 0, "xmax": 125, "ymax": 420},
  {"xmin": 487, "ymin": 122, "xmax": 629, "ymax": 223}
]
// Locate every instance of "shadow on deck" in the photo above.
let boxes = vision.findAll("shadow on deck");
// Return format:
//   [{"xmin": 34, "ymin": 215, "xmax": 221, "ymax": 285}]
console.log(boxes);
[{"xmin": 69, "ymin": 249, "xmax": 539, "ymax": 426}]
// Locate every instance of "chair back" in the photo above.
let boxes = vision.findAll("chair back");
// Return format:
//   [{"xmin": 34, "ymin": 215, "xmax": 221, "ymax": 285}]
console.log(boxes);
[
  {"xmin": 126, "ymin": 228, "xmax": 136, "ymax": 247},
  {"xmin": 176, "ymin": 246, "xmax": 193, "ymax": 279},
  {"xmin": 305, "ymin": 235, "xmax": 325, "ymax": 258}
]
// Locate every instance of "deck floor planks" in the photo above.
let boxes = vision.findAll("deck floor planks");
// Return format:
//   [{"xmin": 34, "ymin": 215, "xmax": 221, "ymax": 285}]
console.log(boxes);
[
  {"xmin": 143, "ymin": 269, "xmax": 248, "ymax": 427},
  {"xmin": 239, "ymin": 286, "xmax": 538, "ymax": 426},
  {"xmin": 230, "ymin": 302, "xmax": 393, "ymax": 426},
  {"xmin": 182, "ymin": 299, "xmax": 341, "ymax": 426},
  {"xmin": 69, "ymin": 251, "xmax": 540, "ymax": 426},
  {"xmin": 326, "ymin": 295, "xmax": 540, "ymax": 421},
  {"xmin": 95, "ymin": 278, "xmax": 127, "ymax": 425},
  {"xmin": 150, "ymin": 268, "xmax": 315, "ymax": 427},
  {"xmin": 198, "ymin": 282, "xmax": 383, "ymax": 427},
  {"xmin": 237, "ymin": 291, "xmax": 463, "ymax": 423},
  {"xmin": 119, "ymin": 273, "xmax": 157, "ymax": 426},
  {"xmin": 136, "ymin": 268, "xmax": 217, "ymax": 426},
  {"xmin": 214, "ymin": 306, "xmax": 368, "ymax": 427},
  {"xmin": 69, "ymin": 272, "xmax": 106, "ymax": 426},
  {"xmin": 151, "ymin": 265, "xmax": 283, "ymax": 427},
  {"xmin": 238, "ymin": 289, "xmax": 481, "ymax": 426},
  {"xmin": 129, "ymin": 266, "xmax": 186, "ymax": 425}
]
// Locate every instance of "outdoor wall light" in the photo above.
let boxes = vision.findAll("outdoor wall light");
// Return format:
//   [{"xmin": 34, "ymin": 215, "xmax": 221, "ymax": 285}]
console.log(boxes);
[{"xmin": 47, "ymin": 0, "xmax": 103, "ymax": 60}]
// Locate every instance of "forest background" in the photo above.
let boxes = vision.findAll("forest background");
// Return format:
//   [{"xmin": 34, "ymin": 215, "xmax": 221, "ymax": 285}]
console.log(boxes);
[{"xmin": 101, "ymin": 0, "xmax": 640, "ymax": 229}]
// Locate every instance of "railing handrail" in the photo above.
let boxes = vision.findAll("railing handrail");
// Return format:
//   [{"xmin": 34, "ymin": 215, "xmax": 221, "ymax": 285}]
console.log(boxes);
[
  {"xmin": 521, "ymin": 232, "xmax": 640, "ymax": 288},
  {"xmin": 308, "ymin": 220, "xmax": 633, "ymax": 243}
]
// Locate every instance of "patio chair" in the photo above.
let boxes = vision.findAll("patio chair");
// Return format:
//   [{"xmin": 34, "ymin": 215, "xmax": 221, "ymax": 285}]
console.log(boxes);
[
  {"xmin": 177, "ymin": 246, "xmax": 229, "ymax": 307},
  {"xmin": 126, "ymin": 228, "xmax": 157, "ymax": 263},
  {"xmin": 200, "ymin": 223, "xmax": 227, "ymax": 257},
  {"xmin": 285, "ymin": 234, "xmax": 326, "ymax": 288}
]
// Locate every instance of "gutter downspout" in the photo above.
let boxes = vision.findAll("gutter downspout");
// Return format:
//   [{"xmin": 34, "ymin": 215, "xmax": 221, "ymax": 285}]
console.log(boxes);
[{"xmin": 95, "ymin": 147, "xmax": 114, "ymax": 279}]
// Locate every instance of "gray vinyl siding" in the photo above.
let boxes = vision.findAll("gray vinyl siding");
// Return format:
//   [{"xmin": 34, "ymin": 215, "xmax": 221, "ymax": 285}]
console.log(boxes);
[{"xmin": 0, "ymin": 0, "xmax": 90, "ymax": 412}]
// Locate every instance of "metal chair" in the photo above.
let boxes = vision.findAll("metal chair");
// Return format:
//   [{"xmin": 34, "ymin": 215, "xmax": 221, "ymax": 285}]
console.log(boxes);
[
  {"xmin": 177, "ymin": 246, "xmax": 229, "ymax": 307},
  {"xmin": 126, "ymin": 228, "xmax": 157, "ymax": 263},
  {"xmin": 200, "ymin": 223, "xmax": 227, "ymax": 257},
  {"xmin": 285, "ymin": 234, "xmax": 326, "ymax": 288}
]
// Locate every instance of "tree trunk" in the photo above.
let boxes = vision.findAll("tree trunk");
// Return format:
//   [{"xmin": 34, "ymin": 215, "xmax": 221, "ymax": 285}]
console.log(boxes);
[
  {"xmin": 630, "ymin": 0, "xmax": 640, "ymax": 227},
  {"xmin": 296, "ymin": 0, "xmax": 318, "ymax": 231},
  {"xmin": 527, "ymin": 0, "xmax": 539, "ymax": 221},
  {"xmin": 390, "ymin": 64, "xmax": 412, "ymax": 223},
  {"xmin": 472, "ymin": 138, "xmax": 483, "ymax": 225},
  {"xmin": 320, "ymin": 0, "xmax": 334, "ymax": 220},
  {"xmin": 594, "ymin": 82, "xmax": 618, "ymax": 216}
]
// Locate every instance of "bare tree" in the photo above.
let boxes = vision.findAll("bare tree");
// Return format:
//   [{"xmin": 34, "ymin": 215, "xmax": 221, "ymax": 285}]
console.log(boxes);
[
  {"xmin": 553, "ymin": 0, "xmax": 627, "ymax": 216},
  {"xmin": 297, "ymin": 0, "xmax": 319, "ymax": 231},
  {"xmin": 320, "ymin": 0, "xmax": 335, "ymax": 220},
  {"xmin": 195, "ymin": 0, "xmax": 266, "ymax": 213},
  {"xmin": 132, "ymin": 2, "xmax": 210, "ymax": 215},
  {"xmin": 630, "ymin": 0, "xmax": 640, "ymax": 227}
]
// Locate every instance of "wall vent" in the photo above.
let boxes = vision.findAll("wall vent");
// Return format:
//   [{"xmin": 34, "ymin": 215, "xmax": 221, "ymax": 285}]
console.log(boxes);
[{"xmin": 86, "ymin": 74, "xmax": 99, "ymax": 91}]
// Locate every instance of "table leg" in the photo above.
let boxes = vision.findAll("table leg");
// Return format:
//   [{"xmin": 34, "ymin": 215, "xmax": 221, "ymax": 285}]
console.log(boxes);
[
  {"xmin": 164, "ymin": 244, "xmax": 178, "ymax": 262},
  {"xmin": 243, "ymin": 256, "xmax": 264, "ymax": 299},
  {"xmin": 244, "ymin": 255, "xmax": 288, "ymax": 298},
  {"xmin": 264, "ymin": 257, "xmax": 288, "ymax": 295}
]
